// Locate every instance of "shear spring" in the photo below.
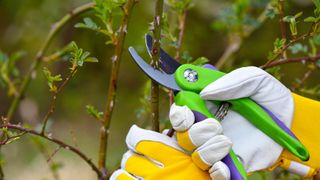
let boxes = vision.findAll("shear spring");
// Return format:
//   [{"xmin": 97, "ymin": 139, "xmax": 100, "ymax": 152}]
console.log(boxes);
[{"xmin": 215, "ymin": 102, "xmax": 231, "ymax": 120}]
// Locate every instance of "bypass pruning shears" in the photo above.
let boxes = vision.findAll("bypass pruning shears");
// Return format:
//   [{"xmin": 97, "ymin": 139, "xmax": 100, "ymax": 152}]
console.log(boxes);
[{"xmin": 128, "ymin": 34, "xmax": 309, "ymax": 180}]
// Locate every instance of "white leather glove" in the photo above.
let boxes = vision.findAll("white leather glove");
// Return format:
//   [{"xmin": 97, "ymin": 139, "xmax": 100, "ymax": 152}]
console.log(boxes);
[
  {"xmin": 110, "ymin": 124, "xmax": 232, "ymax": 180},
  {"xmin": 170, "ymin": 66, "xmax": 294, "ymax": 179}
]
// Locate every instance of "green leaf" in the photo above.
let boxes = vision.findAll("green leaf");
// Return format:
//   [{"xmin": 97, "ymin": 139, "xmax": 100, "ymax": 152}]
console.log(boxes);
[
  {"xmin": 84, "ymin": 57, "xmax": 99, "ymax": 63},
  {"xmin": 43, "ymin": 67, "xmax": 62, "ymax": 92},
  {"xmin": 75, "ymin": 17, "xmax": 99, "ymax": 30},
  {"xmin": 69, "ymin": 42, "xmax": 98, "ymax": 69},
  {"xmin": 86, "ymin": 105, "xmax": 103, "ymax": 121},
  {"xmin": 50, "ymin": 162, "xmax": 64, "ymax": 173},
  {"xmin": 288, "ymin": 43, "xmax": 308, "ymax": 54},
  {"xmin": 191, "ymin": 57, "xmax": 209, "ymax": 66},
  {"xmin": 304, "ymin": 16, "xmax": 317, "ymax": 23},
  {"xmin": 313, "ymin": 34, "xmax": 320, "ymax": 45},
  {"xmin": 266, "ymin": 8, "xmax": 276, "ymax": 19},
  {"xmin": 181, "ymin": 51, "xmax": 193, "ymax": 63}
]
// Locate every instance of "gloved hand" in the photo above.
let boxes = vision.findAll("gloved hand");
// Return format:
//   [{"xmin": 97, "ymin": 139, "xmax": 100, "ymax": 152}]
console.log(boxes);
[
  {"xmin": 170, "ymin": 66, "xmax": 298, "ymax": 178},
  {"xmin": 110, "ymin": 123, "xmax": 232, "ymax": 180}
]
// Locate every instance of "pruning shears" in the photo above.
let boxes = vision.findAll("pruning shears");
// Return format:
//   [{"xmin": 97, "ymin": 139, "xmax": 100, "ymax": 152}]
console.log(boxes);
[{"xmin": 128, "ymin": 34, "xmax": 309, "ymax": 180}]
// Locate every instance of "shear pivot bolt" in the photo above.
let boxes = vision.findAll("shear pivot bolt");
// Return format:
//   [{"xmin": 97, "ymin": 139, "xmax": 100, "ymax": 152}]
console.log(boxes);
[{"xmin": 184, "ymin": 69, "xmax": 198, "ymax": 82}]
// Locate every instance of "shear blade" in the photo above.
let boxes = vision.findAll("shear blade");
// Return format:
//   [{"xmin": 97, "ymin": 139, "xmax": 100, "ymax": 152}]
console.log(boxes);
[
  {"xmin": 128, "ymin": 47, "xmax": 182, "ymax": 91},
  {"xmin": 145, "ymin": 34, "xmax": 181, "ymax": 74}
]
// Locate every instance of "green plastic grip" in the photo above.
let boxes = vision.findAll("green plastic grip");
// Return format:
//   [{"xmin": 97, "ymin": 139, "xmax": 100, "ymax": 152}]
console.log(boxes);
[{"xmin": 174, "ymin": 64, "xmax": 309, "ymax": 161}]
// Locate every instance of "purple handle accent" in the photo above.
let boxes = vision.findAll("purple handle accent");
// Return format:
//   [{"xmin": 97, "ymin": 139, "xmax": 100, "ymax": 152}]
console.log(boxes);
[
  {"xmin": 202, "ymin": 64, "xmax": 218, "ymax": 70},
  {"xmin": 192, "ymin": 111, "xmax": 207, "ymax": 122},
  {"xmin": 192, "ymin": 110, "xmax": 244, "ymax": 180},
  {"xmin": 261, "ymin": 106, "xmax": 299, "ymax": 140},
  {"xmin": 222, "ymin": 155, "xmax": 243, "ymax": 180}
]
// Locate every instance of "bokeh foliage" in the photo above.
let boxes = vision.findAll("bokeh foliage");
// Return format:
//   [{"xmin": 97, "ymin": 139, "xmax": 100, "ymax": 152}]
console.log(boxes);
[{"xmin": 0, "ymin": 0, "xmax": 319, "ymax": 179}]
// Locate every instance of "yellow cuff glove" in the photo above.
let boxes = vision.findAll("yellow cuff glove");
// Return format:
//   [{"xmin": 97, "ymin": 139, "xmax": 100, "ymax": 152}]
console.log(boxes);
[
  {"xmin": 276, "ymin": 93, "xmax": 320, "ymax": 177},
  {"xmin": 110, "ymin": 125, "xmax": 232, "ymax": 180}
]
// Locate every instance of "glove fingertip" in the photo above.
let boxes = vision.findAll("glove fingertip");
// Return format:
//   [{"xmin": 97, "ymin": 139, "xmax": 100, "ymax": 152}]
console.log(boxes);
[
  {"xmin": 209, "ymin": 161, "xmax": 231, "ymax": 180},
  {"xmin": 121, "ymin": 151, "xmax": 135, "ymax": 169},
  {"xmin": 169, "ymin": 103, "xmax": 195, "ymax": 131},
  {"xmin": 110, "ymin": 169, "xmax": 136, "ymax": 180}
]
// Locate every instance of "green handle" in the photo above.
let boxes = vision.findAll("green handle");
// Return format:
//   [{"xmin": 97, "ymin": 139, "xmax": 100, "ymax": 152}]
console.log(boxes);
[
  {"xmin": 174, "ymin": 64, "xmax": 309, "ymax": 161},
  {"xmin": 175, "ymin": 91, "xmax": 247, "ymax": 180}
]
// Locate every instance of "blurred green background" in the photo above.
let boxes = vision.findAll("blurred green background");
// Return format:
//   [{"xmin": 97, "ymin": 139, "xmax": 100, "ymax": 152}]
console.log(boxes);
[{"xmin": 0, "ymin": 0, "xmax": 319, "ymax": 179}]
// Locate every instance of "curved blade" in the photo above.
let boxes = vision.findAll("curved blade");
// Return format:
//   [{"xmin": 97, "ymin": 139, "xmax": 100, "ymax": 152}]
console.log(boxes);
[
  {"xmin": 145, "ymin": 34, "xmax": 181, "ymax": 74},
  {"xmin": 128, "ymin": 47, "xmax": 182, "ymax": 91}
]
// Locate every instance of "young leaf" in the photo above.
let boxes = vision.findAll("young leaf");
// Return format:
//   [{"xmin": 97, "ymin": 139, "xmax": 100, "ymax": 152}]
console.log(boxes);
[
  {"xmin": 266, "ymin": 8, "xmax": 276, "ymax": 19},
  {"xmin": 69, "ymin": 42, "xmax": 98, "ymax": 70},
  {"xmin": 43, "ymin": 67, "xmax": 62, "ymax": 93},
  {"xmin": 86, "ymin": 105, "xmax": 103, "ymax": 121},
  {"xmin": 191, "ymin": 57, "xmax": 209, "ymax": 66},
  {"xmin": 304, "ymin": 16, "xmax": 317, "ymax": 23}
]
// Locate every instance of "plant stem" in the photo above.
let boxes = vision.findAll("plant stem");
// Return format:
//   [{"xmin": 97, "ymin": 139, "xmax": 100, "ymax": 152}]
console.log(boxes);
[
  {"xmin": 168, "ymin": 8, "xmax": 188, "ymax": 105},
  {"xmin": 260, "ymin": 54, "xmax": 320, "ymax": 69},
  {"xmin": 291, "ymin": 68, "xmax": 314, "ymax": 91},
  {"xmin": 41, "ymin": 67, "xmax": 78, "ymax": 135},
  {"xmin": 175, "ymin": 10, "xmax": 187, "ymax": 62},
  {"xmin": 1, "ymin": 3, "xmax": 95, "ymax": 179},
  {"xmin": 278, "ymin": 0, "xmax": 287, "ymax": 58},
  {"xmin": 98, "ymin": 0, "xmax": 136, "ymax": 177},
  {"xmin": 150, "ymin": 0, "xmax": 164, "ymax": 132},
  {"xmin": 5, "ymin": 2, "xmax": 95, "ymax": 122},
  {"xmin": 0, "ymin": 124, "xmax": 102, "ymax": 178},
  {"xmin": 41, "ymin": 42, "xmax": 74, "ymax": 63}
]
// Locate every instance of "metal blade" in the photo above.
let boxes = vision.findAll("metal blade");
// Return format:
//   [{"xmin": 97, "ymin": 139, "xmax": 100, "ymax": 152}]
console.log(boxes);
[
  {"xmin": 128, "ymin": 47, "xmax": 182, "ymax": 91},
  {"xmin": 145, "ymin": 34, "xmax": 181, "ymax": 74}
]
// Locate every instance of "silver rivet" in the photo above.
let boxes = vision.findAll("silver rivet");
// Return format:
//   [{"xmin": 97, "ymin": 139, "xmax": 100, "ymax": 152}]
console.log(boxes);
[{"xmin": 184, "ymin": 68, "xmax": 198, "ymax": 82}]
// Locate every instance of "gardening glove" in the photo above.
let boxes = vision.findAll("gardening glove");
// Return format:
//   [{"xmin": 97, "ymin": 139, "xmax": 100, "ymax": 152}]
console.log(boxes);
[
  {"xmin": 170, "ymin": 66, "xmax": 320, "ymax": 179},
  {"xmin": 109, "ymin": 123, "xmax": 232, "ymax": 180}
]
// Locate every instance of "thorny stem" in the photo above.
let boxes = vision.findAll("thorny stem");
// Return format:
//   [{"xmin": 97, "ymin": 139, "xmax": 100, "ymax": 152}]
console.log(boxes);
[
  {"xmin": 0, "ymin": 124, "xmax": 102, "ymax": 178},
  {"xmin": 150, "ymin": 0, "xmax": 164, "ymax": 132},
  {"xmin": 41, "ymin": 67, "xmax": 78, "ymax": 135},
  {"xmin": 260, "ymin": 53, "xmax": 320, "ymax": 69},
  {"xmin": 215, "ymin": 3, "xmax": 270, "ymax": 69},
  {"xmin": 98, "ymin": 0, "xmax": 136, "ymax": 177},
  {"xmin": 6, "ymin": 2, "xmax": 95, "ymax": 122}
]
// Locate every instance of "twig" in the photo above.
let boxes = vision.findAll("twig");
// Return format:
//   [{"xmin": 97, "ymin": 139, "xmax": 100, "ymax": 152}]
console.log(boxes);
[
  {"xmin": 168, "ymin": 7, "xmax": 189, "ymax": 105},
  {"xmin": 0, "ymin": 132, "xmax": 26, "ymax": 145},
  {"xmin": 41, "ymin": 42, "xmax": 74, "ymax": 63},
  {"xmin": 6, "ymin": 2, "xmax": 95, "ymax": 122},
  {"xmin": 98, "ymin": 0, "xmax": 137, "ymax": 177},
  {"xmin": 263, "ymin": 32, "xmax": 312, "ymax": 68},
  {"xmin": 0, "ymin": 123, "xmax": 102, "ymax": 178},
  {"xmin": 278, "ymin": 0, "xmax": 287, "ymax": 41},
  {"xmin": 47, "ymin": 146, "xmax": 62, "ymax": 163},
  {"xmin": 41, "ymin": 67, "xmax": 78, "ymax": 135},
  {"xmin": 175, "ymin": 10, "xmax": 187, "ymax": 62},
  {"xmin": 260, "ymin": 53, "xmax": 320, "ymax": 69},
  {"xmin": 150, "ymin": 0, "xmax": 164, "ymax": 132},
  {"xmin": 291, "ymin": 68, "xmax": 314, "ymax": 92},
  {"xmin": 278, "ymin": 0, "xmax": 288, "ymax": 59},
  {"xmin": 215, "ymin": 34, "xmax": 242, "ymax": 69}
]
